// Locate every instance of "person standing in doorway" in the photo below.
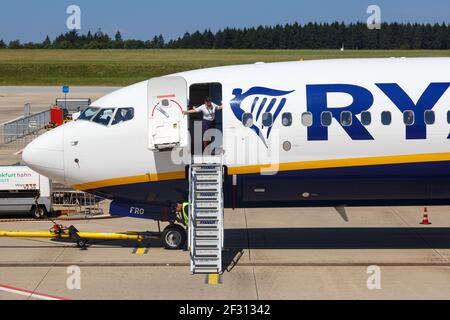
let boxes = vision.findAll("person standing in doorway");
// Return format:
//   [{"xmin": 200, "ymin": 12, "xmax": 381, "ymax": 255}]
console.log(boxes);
[{"xmin": 183, "ymin": 97, "xmax": 223, "ymax": 150}]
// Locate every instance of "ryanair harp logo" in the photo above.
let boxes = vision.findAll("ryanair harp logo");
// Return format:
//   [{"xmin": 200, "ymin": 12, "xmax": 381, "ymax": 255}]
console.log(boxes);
[{"xmin": 230, "ymin": 87, "xmax": 295, "ymax": 147}]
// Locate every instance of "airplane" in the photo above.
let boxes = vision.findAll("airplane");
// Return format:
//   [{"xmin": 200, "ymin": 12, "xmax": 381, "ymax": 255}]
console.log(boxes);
[{"xmin": 22, "ymin": 57, "xmax": 450, "ymax": 250}]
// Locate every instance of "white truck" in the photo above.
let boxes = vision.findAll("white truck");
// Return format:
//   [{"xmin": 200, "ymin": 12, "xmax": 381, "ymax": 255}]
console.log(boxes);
[{"xmin": 0, "ymin": 166, "xmax": 52, "ymax": 218}]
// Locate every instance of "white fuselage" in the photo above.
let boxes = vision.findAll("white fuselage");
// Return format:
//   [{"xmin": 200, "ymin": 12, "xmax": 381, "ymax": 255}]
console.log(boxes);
[{"xmin": 22, "ymin": 58, "xmax": 450, "ymax": 208}]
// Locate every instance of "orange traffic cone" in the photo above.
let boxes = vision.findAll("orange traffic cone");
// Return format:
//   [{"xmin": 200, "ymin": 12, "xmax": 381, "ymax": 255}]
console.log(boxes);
[{"xmin": 420, "ymin": 207, "xmax": 431, "ymax": 225}]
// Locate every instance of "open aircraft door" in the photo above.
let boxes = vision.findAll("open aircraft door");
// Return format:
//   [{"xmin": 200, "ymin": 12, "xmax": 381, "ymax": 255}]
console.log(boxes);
[{"xmin": 148, "ymin": 77, "xmax": 188, "ymax": 151}]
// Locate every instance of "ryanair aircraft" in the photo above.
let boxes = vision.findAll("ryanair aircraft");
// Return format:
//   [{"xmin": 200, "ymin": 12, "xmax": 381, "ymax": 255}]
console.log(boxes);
[{"xmin": 23, "ymin": 58, "xmax": 450, "ymax": 226}]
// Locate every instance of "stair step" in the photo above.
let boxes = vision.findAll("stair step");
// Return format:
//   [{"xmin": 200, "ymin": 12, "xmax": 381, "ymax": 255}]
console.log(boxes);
[
  {"xmin": 195, "ymin": 196, "xmax": 218, "ymax": 201},
  {"xmin": 195, "ymin": 239, "xmax": 220, "ymax": 247},
  {"xmin": 196, "ymin": 191, "xmax": 218, "ymax": 195},
  {"xmin": 194, "ymin": 224, "xmax": 219, "ymax": 230},
  {"xmin": 194, "ymin": 220, "xmax": 219, "ymax": 227},
  {"xmin": 195, "ymin": 203, "xmax": 218, "ymax": 209},
  {"xmin": 195, "ymin": 230, "xmax": 219, "ymax": 237},
  {"xmin": 193, "ymin": 166, "xmax": 220, "ymax": 170},
  {"xmin": 193, "ymin": 170, "xmax": 220, "ymax": 175},
  {"xmin": 193, "ymin": 258, "xmax": 220, "ymax": 266},
  {"xmin": 195, "ymin": 185, "xmax": 220, "ymax": 191},
  {"xmin": 195, "ymin": 249, "xmax": 220, "ymax": 256},
  {"xmin": 195, "ymin": 212, "xmax": 220, "ymax": 218},
  {"xmin": 192, "ymin": 268, "xmax": 220, "ymax": 274},
  {"xmin": 195, "ymin": 175, "xmax": 220, "ymax": 182}
]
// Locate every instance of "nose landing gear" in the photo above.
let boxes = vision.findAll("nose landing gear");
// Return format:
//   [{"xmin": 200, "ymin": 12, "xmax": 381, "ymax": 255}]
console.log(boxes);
[{"xmin": 161, "ymin": 224, "xmax": 187, "ymax": 250}]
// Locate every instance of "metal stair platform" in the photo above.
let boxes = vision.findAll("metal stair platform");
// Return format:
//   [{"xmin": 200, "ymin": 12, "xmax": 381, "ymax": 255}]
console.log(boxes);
[{"xmin": 188, "ymin": 155, "xmax": 224, "ymax": 274}]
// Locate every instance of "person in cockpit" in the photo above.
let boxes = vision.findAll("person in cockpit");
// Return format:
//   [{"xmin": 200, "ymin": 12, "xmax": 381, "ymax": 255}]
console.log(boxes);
[{"xmin": 112, "ymin": 108, "xmax": 134, "ymax": 125}]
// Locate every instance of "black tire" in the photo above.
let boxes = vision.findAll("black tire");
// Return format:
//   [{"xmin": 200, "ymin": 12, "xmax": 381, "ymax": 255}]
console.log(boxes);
[
  {"xmin": 162, "ymin": 224, "xmax": 187, "ymax": 250},
  {"xmin": 30, "ymin": 205, "xmax": 47, "ymax": 219}
]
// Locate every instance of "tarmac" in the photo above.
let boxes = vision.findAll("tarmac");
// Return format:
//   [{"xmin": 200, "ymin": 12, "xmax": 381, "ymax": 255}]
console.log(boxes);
[
  {"xmin": 1, "ymin": 86, "xmax": 450, "ymax": 300},
  {"xmin": 1, "ymin": 206, "xmax": 450, "ymax": 300}
]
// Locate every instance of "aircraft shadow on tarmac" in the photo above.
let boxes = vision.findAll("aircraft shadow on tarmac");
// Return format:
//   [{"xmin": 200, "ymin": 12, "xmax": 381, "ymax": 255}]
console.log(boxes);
[
  {"xmin": 2, "ymin": 227, "xmax": 450, "ymax": 270},
  {"xmin": 225, "ymin": 227, "xmax": 450, "ymax": 250},
  {"xmin": 2, "ymin": 227, "xmax": 450, "ymax": 250},
  {"xmin": 221, "ymin": 227, "xmax": 450, "ymax": 270}
]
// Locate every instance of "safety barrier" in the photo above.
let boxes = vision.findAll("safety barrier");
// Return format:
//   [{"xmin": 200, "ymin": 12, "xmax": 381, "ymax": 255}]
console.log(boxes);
[
  {"xmin": 1, "ymin": 110, "xmax": 50, "ymax": 145},
  {"xmin": 51, "ymin": 182, "xmax": 104, "ymax": 217}
]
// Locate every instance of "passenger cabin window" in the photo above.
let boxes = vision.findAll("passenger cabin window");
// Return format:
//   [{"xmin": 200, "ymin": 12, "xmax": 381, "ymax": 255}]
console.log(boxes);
[
  {"xmin": 112, "ymin": 108, "xmax": 135, "ymax": 125},
  {"xmin": 321, "ymin": 111, "xmax": 332, "ymax": 127},
  {"xmin": 262, "ymin": 113, "xmax": 273, "ymax": 127},
  {"xmin": 282, "ymin": 113, "xmax": 292, "ymax": 127},
  {"xmin": 340, "ymin": 111, "xmax": 352, "ymax": 126},
  {"xmin": 361, "ymin": 111, "xmax": 371, "ymax": 126},
  {"xmin": 78, "ymin": 107, "xmax": 100, "ymax": 121},
  {"xmin": 403, "ymin": 110, "xmax": 414, "ymax": 126},
  {"xmin": 424, "ymin": 110, "xmax": 435, "ymax": 125},
  {"xmin": 301, "ymin": 112, "xmax": 313, "ymax": 127},
  {"xmin": 92, "ymin": 108, "xmax": 115, "ymax": 126},
  {"xmin": 447, "ymin": 111, "xmax": 450, "ymax": 124},
  {"xmin": 381, "ymin": 111, "xmax": 392, "ymax": 125},
  {"xmin": 242, "ymin": 113, "xmax": 253, "ymax": 127}
]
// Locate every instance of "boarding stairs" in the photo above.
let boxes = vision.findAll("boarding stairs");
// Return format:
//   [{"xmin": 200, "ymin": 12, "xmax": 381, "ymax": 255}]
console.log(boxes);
[{"xmin": 188, "ymin": 155, "xmax": 224, "ymax": 274}]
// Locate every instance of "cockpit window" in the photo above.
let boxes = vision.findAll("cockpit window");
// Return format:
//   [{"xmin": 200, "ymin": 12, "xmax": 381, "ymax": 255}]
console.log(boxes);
[
  {"xmin": 112, "ymin": 108, "xmax": 135, "ymax": 125},
  {"xmin": 78, "ymin": 107, "xmax": 100, "ymax": 121},
  {"xmin": 92, "ymin": 108, "xmax": 115, "ymax": 126}
]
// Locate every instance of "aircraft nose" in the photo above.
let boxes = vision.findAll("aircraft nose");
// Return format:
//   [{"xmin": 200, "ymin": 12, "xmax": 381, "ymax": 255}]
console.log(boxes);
[{"xmin": 22, "ymin": 126, "xmax": 64, "ymax": 181}]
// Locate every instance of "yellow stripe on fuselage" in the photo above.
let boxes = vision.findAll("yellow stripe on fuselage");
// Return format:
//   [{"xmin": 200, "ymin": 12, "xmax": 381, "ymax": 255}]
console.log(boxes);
[
  {"xmin": 228, "ymin": 152, "xmax": 450, "ymax": 175},
  {"xmin": 73, "ymin": 171, "xmax": 185, "ymax": 191},
  {"xmin": 73, "ymin": 152, "xmax": 450, "ymax": 191}
]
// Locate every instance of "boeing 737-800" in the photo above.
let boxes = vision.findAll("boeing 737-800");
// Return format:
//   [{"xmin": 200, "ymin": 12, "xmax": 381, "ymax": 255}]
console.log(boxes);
[{"xmin": 21, "ymin": 58, "xmax": 450, "ymax": 248}]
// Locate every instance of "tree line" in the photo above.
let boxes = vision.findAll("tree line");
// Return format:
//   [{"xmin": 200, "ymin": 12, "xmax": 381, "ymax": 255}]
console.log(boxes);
[{"xmin": 0, "ymin": 22, "xmax": 449, "ymax": 50}]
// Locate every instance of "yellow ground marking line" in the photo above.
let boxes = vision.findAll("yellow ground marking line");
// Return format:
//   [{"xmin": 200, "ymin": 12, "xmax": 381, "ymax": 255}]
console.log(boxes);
[
  {"xmin": 133, "ymin": 247, "xmax": 149, "ymax": 255},
  {"xmin": 207, "ymin": 273, "xmax": 221, "ymax": 285}
]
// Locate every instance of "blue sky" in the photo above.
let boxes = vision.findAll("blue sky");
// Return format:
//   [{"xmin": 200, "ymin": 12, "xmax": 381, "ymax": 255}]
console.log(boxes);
[{"xmin": 0, "ymin": 0, "xmax": 449, "ymax": 42}]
